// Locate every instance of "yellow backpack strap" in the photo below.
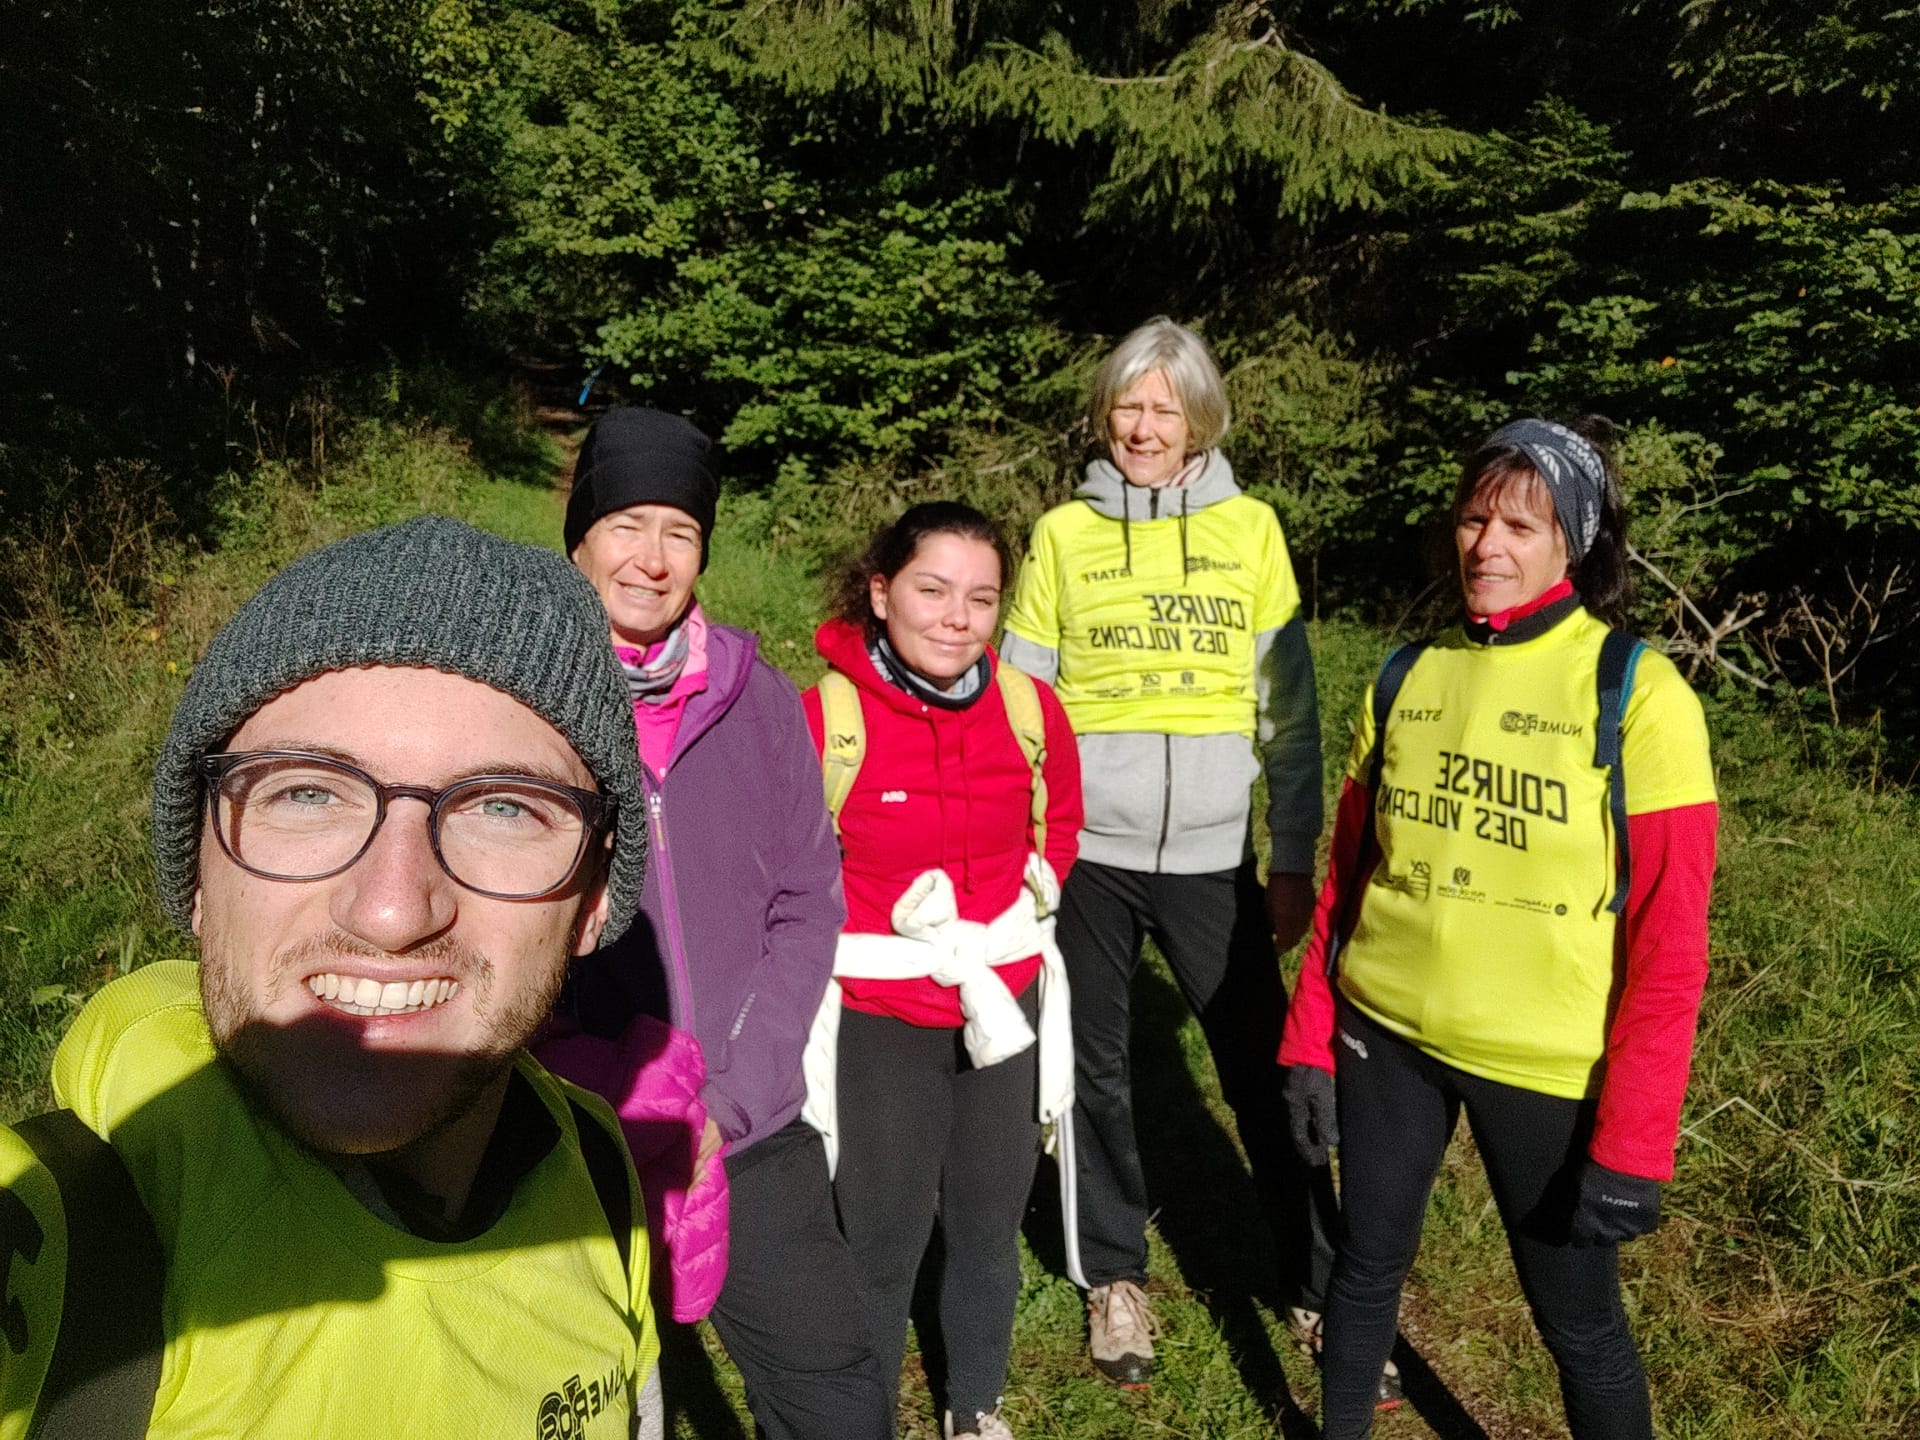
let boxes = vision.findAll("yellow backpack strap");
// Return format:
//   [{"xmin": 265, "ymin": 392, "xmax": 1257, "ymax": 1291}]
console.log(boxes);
[
  {"xmin": 2, "ymin": 1110, "xmax": 165, "ymax": 1440},
  {"xmin": 994, "ymin": 664, "xmax": 1049, "ymax": 863},
  {"xmin": 817, "ymin": 671, "xmax": 867, "ymax": 837}
]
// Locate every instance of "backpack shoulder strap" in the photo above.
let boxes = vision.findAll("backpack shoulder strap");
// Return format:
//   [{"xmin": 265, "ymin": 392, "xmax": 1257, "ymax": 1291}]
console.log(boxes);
[
  {"xmin": 5, "ymin": 1109, "xmax": 164, "ymax": 1440},
  {"xmin": 566, "ymin": 1095, "xmax": 634, "ymax": 1284},
  {"xmin": 1366, "ymin": 641, "xmax": 1430, "ymax": 796},
  {"xmin": 994, "ymin": 664, "xmax": 1050, "ymax": 862},
  {"xmin": 1329, "ymin": 640, "xmax": 1430, "ymax": 977},
  {"xmin": 816, "ymin": 671, "xmax": 866, "ymax": 837},
  {"xmin": 1595, "ymin": 630, "xmax": 1647, "ymax": 916}
]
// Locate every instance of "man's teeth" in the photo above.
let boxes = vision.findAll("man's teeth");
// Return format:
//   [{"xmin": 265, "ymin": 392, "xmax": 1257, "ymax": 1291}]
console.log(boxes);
[{"xmin": 305, "ymin": 974, "xmax": 461, "ymax": 1016}]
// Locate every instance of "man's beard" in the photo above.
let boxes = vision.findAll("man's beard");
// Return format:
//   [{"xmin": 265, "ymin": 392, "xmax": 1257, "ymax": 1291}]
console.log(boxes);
[{"xmin": 199, "ymin": 927, "xmax": 567, "ymax": 1162}]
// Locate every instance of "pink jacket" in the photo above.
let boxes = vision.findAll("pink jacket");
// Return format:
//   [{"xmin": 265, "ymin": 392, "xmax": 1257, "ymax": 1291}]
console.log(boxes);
[{"xmin": 536, "ymin": 1015, "xmax": 730, "ymax": 1322}]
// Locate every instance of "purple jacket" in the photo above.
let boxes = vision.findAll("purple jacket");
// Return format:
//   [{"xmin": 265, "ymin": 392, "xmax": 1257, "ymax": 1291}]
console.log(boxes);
[{"xmin": 573, "ymin": 623, "xmax": 845, "ymax": 1153}]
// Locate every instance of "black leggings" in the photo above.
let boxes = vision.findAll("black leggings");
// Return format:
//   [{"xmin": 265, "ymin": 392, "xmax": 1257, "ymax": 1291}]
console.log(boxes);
[
  {"xmin": 1055, "ymin": 858, "xmax": 1337, "ymax": 1305},
  {"xmin": 705, "ymin": 1117, "xmax": 892, "ymax": 1440},
  {"xmin": 833, "ymin": 988, "xmax": 1044, "ymax": 1422},
  {"xmin": 1321, "ymin": 1000, "xmax": 1651, "ymax": 1440}
]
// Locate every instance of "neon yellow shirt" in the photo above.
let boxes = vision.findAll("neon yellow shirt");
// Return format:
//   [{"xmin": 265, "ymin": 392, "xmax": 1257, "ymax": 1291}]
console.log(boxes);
[
  {"xmin": 1338, "ymin": 610, "xmax": 1716, "ymax": 1097},
  {"xmin": 3, "ymin": 961, "xmax": 655, "ymax": 1440},
  {"xmin": 1003, "ymin": 490, "xmax": 1300, "ymax": 737}
]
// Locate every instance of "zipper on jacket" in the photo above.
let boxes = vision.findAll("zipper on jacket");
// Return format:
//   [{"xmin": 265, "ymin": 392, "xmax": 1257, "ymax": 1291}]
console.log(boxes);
[
  {"xmin": 1155, "ymin": 732, "xmax": 1173, "ymax": 870},
  {"xmin": 647, "ymin": 783, "xmax": 697, "ymax": 1031}
]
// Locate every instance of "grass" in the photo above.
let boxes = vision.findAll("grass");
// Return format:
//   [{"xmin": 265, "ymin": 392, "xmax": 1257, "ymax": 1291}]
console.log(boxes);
[{"xmin": 3, "ymin": 387, "xmax": 1916, "ymax": 1437}]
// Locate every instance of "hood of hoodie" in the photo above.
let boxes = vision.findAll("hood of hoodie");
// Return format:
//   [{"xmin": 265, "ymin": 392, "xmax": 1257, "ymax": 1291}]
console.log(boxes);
[
  {"xmin": 813, "ymin": 616, "xmax": 998, "ymax": 718},
  {"xmin": 1076, "ymin": 449, "xmax": 1243, "ymax": 519}
]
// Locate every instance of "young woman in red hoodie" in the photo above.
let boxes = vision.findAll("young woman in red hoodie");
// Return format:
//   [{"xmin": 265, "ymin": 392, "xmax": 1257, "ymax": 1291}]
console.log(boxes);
[{"xmin": 801, "ymin": 503, "xmax": 1083, "ymax": 1440}]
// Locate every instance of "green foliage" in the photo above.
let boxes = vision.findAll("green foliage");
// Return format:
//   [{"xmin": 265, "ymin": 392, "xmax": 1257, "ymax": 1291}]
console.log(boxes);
[
  {"xmin": 1212, "ymin": 320, "xmax": 1394, "ymax": 612},
  {"xmin": 599, "ymin": 186, "xmax": 1058, "ymax": 467},
  {"xmin": 1515, "ymin": 180, "xmax": 1920, "ymax": 535},
  {"xmin": 715, "ymin": 0, "xmax": 1466, "ymax": 234},
  {"xmin": 420, "ymin": 0, "xmax": 782, "ymax": 359},
  {"xmin": 416, "ymin": 0, "xmax": 1460, "ymax": 485},
  {"xmin": 1675, "ymin": 0, "xmax": 1920, "ymax": 116},
  {"xmin": 953, "ymin": 17, "xmax": 1463, "ymax": 228}
]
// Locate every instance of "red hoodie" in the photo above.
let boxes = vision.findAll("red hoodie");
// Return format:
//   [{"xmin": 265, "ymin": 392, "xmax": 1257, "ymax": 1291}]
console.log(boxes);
[{"xmin": 803, "ymin": 618, "xmax": 1083, "ymax": 1028}]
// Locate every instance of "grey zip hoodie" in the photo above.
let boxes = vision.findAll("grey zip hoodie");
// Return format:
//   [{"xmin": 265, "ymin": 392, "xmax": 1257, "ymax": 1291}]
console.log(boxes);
[{"xmin": 1001, "ymin": 452, "xmax": 1323, "ymax": 875}]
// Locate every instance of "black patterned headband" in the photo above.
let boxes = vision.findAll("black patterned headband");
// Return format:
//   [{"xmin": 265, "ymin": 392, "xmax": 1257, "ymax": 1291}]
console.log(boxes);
[{"xmin": 1485, "ymin": 418, "xmax": 1607, "ymax": 562}]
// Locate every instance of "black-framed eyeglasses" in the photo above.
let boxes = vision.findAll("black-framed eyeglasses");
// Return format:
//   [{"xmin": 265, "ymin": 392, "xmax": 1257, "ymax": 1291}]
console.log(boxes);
[{"xmin": 199, "ymin": 751, "xmax": 615, "ymax": 901}]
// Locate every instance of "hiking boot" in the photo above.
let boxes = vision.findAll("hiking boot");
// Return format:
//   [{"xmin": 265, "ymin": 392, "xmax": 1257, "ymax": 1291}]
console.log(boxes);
[
  {"xmin": 945, "ymin": 1405, "xmax": 1015, "ymax": 1440},
  {"xmin": 1087, "ymin": 1279, "xmax": 1158, "ymax": 1387},
  {"xmin": 1287, "ymin": 1306, "xmax": 1404, "ymax": 1411}
]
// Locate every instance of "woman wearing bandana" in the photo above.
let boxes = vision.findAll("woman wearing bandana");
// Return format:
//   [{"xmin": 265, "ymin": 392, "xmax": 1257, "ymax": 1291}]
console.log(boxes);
[{"xmin": 1278, "ymin": 416, "xmax": 1719, "ymax": 1439}]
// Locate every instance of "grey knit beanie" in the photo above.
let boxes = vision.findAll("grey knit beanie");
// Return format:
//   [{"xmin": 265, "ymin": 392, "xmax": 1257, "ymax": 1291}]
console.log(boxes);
[{"xmin": 153, "ymin": 516, "xmax": 645, "ymax": 946}]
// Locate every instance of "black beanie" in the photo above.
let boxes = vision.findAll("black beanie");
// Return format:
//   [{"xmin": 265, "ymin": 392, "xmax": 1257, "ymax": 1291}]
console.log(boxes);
[{"xmin": 564, "ymin": 407, "xmax": 719, "ymax": 569}]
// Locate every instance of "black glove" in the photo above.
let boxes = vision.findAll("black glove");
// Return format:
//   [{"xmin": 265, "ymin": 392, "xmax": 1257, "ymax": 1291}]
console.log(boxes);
[
  {"xmin": 1282, "ymin": 1065, "xmax": 1339, "ymax": 1167},
  {"xmin": 1567, "ymin": 1159, "xmax": 1663, "ymax": 1246}
]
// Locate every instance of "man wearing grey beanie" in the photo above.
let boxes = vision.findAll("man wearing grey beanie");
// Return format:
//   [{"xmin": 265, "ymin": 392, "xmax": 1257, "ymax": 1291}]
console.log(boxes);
[{"xmin": 1, "ymin": 516, "xmax": 664, "ymax": 1438}]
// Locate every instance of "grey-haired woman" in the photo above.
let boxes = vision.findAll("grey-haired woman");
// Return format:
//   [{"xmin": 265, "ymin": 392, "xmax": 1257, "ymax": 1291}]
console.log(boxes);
[{"xmin": 1002, "ymin": 317, "xmax": 1357, "ymax": 1393}]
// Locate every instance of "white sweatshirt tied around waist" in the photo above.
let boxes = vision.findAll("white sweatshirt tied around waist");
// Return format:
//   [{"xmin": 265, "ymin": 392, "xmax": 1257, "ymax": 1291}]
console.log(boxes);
[{"xmin": 802, "ymin": 855, "xmax": 1074, "ymax": 1176}]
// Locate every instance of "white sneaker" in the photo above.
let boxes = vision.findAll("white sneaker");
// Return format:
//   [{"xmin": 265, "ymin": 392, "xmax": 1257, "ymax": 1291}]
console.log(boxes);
[
  {"xmin": 944, "ymin": 1404, "xmax": 1015, "ymax": 1439},
  {"xmin": 1087, "ymin": 1279, "xmax": 1158, "ymax": 1387}
]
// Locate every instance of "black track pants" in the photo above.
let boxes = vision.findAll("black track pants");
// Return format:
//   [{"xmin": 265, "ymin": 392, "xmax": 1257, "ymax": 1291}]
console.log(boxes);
[
  {"xmin": 1321, "ymin": 1000, "xmax": 1652, "ymax": 1440},
  {"xmin": 1055, "ymin": 857, "xmax": 1337, "ymax": 1306},
  {"xmin": 705, "ymin": 1118, "xmax": 893, "ymax": 1440},
  {"xmin": 833, "ymin": 989, "xmax": 1044, "ymax": 1423}
]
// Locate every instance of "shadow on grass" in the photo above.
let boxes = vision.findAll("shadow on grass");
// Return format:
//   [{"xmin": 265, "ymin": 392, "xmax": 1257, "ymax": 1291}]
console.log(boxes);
[
  {"xmin": 658, "ymin": 1320, "xmax": 750, "ymax": 1440},
  {"xmin": 1129, "ymin": 957, "xmax": 1319, "ymax": 1437},
  {"xmin": 1027, "ymin": 957, "xmax": 1489, "ymax": 1440}
]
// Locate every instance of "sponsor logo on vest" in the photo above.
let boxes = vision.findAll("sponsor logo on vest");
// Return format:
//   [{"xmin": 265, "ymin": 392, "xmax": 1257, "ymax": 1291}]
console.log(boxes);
[
  {"xmin": 1495, "ymin": 894, "xmax": 1569, "ymax": 917},
  {"xmin": 1499, "ymin": 711, "xmax": 1585, "ymax": 737},
  {"xmin": 1452, "ymin": 867, "xmax": 1471, "ymax": 887},
  {"xmin": 830, "ymin": 732, "xmax": 859, "ymax": 749},
  {"xmin": 537, "ymin": 1364, "xmax": 625, "ymax": 1438},
  {"xmin": 1184, "ymin": 554, "xmax": 1243, "ymax": 574},
  {"xmin": 1393, "ymin": 859, "xmax": 1432, "ymax": 899},
  {"xmin": 881, "ymin": 790, "xmax": 908, "ymax": 803}
]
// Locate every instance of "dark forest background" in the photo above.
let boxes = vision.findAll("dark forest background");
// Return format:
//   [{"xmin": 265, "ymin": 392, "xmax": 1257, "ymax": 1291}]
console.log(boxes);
[{"xmin": 5, "ymin": 0, "xmax": 1918, "ymax": 723}]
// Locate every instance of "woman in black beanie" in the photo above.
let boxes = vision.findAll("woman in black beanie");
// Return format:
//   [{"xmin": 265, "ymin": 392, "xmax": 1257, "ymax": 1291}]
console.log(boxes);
[{"xmin": 557, "ymin": 407, "xmax": 892, "ymax": 1440}]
